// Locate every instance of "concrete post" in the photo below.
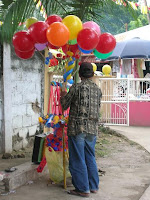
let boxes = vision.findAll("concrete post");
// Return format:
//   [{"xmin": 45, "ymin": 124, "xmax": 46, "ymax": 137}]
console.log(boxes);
[{"xmin": 2, "ymin": 43, "xmax": 12, "ymax": 152}]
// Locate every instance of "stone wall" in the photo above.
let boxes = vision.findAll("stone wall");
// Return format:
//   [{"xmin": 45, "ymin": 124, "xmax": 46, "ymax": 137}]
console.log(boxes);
[{"xmin": 10, "ymin": 47, "xmax": 44, "ymax": 150}]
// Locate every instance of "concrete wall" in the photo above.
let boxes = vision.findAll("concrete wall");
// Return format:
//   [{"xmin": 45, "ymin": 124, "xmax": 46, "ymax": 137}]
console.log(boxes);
[
  {"xmin": 0, "ymin": 44, "xmax": 45, "ymax": 153},
  {"xmin": 0, "ymin": 44, "xmax": 3, "ymax": 153},
  {"xmin": 11, "ymin": 47, "xmax": 44, "ymax": 150}
]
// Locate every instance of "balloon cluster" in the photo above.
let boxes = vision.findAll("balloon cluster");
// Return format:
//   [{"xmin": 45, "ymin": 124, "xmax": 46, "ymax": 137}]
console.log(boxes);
[{"xmin": 12, "ymin": 14, "xmax": 116, "ymax": 60}]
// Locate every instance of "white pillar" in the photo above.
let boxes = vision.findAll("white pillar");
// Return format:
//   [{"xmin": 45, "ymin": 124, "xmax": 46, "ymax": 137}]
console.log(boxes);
[{"xmin": 2, "ymin": 43, "xmax": 12, "ymax": 152}]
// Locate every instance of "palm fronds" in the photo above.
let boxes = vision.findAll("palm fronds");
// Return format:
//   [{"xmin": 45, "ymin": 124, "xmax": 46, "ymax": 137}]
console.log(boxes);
[{"xmin": 0, "ymin": 0, "xmax": 137, "ymax": 44}]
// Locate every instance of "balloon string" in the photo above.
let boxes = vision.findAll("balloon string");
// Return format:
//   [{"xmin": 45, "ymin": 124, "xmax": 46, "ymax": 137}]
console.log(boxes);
[
  {"xmin": 35, "ymin": 47, "xmax": 45, "ymax": 60},
  {"xmin": 72, "ymin": 65, "xmax": 79, "ymax": 77}
]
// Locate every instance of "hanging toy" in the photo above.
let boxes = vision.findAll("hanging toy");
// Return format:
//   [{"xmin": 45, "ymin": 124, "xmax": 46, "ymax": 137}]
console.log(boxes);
[
  {"xmin": 45, "ymin": 52, "xmax": 53, "ymax": 65},
  {"xmin": 39, "ymin": 114, "xmax": 60, "ymax": 129},
  {"xmin": 63, "ymin": 51, "xmax": 75, "ymax": 86}
]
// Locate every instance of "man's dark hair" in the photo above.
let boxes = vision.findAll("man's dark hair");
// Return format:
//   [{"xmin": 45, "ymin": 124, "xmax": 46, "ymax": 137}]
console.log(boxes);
[{"xmin": 79, "ymin": 62, "xmax": 94, "ymax": 78}]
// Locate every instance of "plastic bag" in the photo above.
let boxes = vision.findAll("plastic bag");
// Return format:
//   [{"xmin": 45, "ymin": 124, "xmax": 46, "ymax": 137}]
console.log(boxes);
[{"xmin": 45, "ymin": 147, "xmax": 71, "ymax": 183}]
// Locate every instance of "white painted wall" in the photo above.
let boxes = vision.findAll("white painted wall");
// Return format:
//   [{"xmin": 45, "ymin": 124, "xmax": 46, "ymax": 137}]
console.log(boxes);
[
  {"xmin": 11, "ymin": 46, "xmax": 44, "ymax": 151},
  {"xmin": 0, "ymin": 44, "xmax": 44, "ymax": 153},
  {"xmin": 0, "ymin": 44, "xmax": 2, "ymax": 153}
]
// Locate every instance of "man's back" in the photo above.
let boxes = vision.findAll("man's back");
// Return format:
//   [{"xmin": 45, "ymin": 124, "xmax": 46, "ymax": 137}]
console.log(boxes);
[{"xmin": 61, "ymin": 79, "xmax": 102, "ymax": 136}]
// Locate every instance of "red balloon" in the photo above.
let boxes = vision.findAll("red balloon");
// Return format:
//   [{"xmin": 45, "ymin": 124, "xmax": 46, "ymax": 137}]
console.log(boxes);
[
  {"xmin": 13, "ymin": 31, "xmax": 35, "ymax": 52},
  {"xmin": 48, "ymin": 42, "xmax": 59, "ymax": 49},
  {"xmin": 96, "ymin": 33, "xmax": 116, "ymax": 54},
  {"xmin": 77, "ymin": 28, "xmax": 99, "ymax": 50},
  {"xmin": 46, "ymin": 14, "xmax": 62, "ymax": 25},
  {"xmin": 28, "ymin": 21, "xmax": 49, "ymax": 43},
  {"xmin": 15, "ymin": 48, "xmax": 35, "ymax": 59},
  {"xmin": 62, "ymin": 44, "xmax": 80, "ymax": 56}
]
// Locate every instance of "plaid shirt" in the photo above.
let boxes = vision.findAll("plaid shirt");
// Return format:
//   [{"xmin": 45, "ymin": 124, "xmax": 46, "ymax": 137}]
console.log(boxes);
[{"xmin": 60, "ymin": 79, "xmax": 102, "ymax": 136}]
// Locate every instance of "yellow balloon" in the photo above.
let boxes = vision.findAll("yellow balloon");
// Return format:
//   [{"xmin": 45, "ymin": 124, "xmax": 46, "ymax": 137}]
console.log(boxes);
[
  {"xmin": 25, "ymin": 17, "xmax": 38, "ymax": 29},
  {"xmin": 91, "ymin": 63, "xmax": 97, "ymax": 72},
  {"xmin": 62, "ymin": 15, "xmax": 83, "ymax": 40},
  {"xmin": 102, "ymin": 64, "xmax": 111, "ymax": 76}
]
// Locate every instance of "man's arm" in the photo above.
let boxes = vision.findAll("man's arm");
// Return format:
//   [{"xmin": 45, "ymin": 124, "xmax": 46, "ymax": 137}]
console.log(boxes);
[{"xmin": 60, "ymin": 84, "xmax": 76, "ymax": 111}]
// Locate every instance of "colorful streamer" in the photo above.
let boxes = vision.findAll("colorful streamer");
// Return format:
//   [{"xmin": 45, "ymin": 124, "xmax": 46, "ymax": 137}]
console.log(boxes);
[{"xmin": 63, "ymin": 51, "xmax": 75, "ymax": 86}]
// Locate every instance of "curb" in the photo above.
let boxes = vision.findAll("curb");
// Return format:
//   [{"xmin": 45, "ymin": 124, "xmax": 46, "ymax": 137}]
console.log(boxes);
[
  {"xmin": 139, "ymin": 185, "xmax": 150, "ymax": 200},
  {"xmin": 1, "ymin": 162, "xmax": 48, "ymax": 192}
]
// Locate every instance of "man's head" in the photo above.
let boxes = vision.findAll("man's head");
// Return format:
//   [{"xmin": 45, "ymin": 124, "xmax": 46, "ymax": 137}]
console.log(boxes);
[{"xmin": 79, "ymin": 62, "xmax": 94, "ymax": 78}]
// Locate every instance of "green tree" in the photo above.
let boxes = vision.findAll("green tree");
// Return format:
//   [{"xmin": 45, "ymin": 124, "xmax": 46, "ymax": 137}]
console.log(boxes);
[
  {"xmin": 128, "ymin": 12, "xmax": 149, "ymax": 30},
  {"xmin": 0, "ymin": 0, "xmax": 136, "ymax": 43},
  {"xmin": 98, "ymin": 3, "xmax": 136, "ymax": 35}
]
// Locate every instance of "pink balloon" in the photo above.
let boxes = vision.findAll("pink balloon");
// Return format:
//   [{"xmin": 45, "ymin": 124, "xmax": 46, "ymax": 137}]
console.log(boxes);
[
  {"xmin": 83, "ymin": 21, "xmax": 101, "ymax": 35},
  {"xmin": 35, "ymin": 42, "xmax": 47, "ymax": 51}
]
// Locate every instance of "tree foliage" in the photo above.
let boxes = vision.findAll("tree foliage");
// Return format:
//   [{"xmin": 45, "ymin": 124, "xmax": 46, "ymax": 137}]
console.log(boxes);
[{"xmin": 0, "ymin": 0, "xmax": 137, "ymax": 43}]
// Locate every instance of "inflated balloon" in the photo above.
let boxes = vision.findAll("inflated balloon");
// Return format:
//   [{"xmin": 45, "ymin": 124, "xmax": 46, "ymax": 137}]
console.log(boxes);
[
  {"xmin": 93, "ymin": 49, "xmax": 113, "ymax": 59},
  {"xmin": 67, "ymin": 79, "xmax": 74, "ymax": 84},
  {"xmin": 102, "ymin": 64, "xmax": 111, "ymax": 76},
  {"xmin": 77, "ymin": 28, "xmax": 99, "ymax": 50},
  {"xmin": 13, "ymin": 31, "xmax": 35, "ymax": 52},
  {"xmin": 46, "ymin": 14, "xmax": 62, "ymax": 25},
  {"xmin": 96, "ymin": 33, "xmax": 116, "ymax": 54},
  {"xmin": 28, "ymin": 21, "xmax": 49, "ymax": 43},
  {"xmin": 46, "ymin": 22, "xmax": 70, "ymax": 47},
  {"xmin": 14, "ymin": 48, "xmax": 35, "ymax": 59},
  {"xmin": 83, "ymin": 21, "xmax": 101, "ymax": 35},
  {"xmin": 68, "ymin": 39, "xmax": 77, "ymax": 45},
  {"xmin": 62, "ymin": 44, "xmax": 80, "ymax": 57},
  {"xmin": 63, "ymin": 68, "xmax": 74, "ymax": 81},
  {"xmin": 25, "ymin": 17, "xmax": 38, "ymax": 29},
  {"xmin": 62, "ymin": 15, "xmax": 83, "ymax": 40},
  {"xmin": 78, "ymin": 46, "xmax": 93, "ymax": 54},
  {"xmin": 91, "ymin": 63, "xmax": 97, "ymax": 72},
  {"xmin": 63, "ymin": 55, "xmax": 75, "ymax": 86},
  {"xmin": 35, "ymin": 42, "xmax": 47, "ymax": 51},
  {"xmin": 48, "ymin": 42, "xmax": 59, "ymax": 49}
]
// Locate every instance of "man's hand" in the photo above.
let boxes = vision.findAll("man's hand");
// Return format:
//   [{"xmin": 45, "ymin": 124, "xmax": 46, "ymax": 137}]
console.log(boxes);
[{"xmin": 60, "ymin": 91, "xmax": 67, "ymax": 98}]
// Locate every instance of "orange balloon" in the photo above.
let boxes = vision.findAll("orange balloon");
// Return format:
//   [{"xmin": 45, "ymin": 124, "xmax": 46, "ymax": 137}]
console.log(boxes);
[{"xmin": 46, "ymin": 22, "xmax": 70, "ymax": 47}]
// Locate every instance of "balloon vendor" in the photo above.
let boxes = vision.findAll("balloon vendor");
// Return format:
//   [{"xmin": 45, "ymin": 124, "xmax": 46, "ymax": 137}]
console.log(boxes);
[{"xmin": 60, "ymin": 62, "xmax": 102, "ymax": 197}]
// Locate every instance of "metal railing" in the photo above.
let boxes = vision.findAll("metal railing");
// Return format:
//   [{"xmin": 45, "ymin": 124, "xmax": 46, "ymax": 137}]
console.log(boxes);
[{"xmin": 98, "ymin": 78, "xmax": 150, "ymax": 126}]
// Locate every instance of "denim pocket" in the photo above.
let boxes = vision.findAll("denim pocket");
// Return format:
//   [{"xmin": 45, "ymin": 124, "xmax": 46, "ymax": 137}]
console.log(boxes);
[{"xmin": 86, "ymin": 134, "xmax": 96, "ymax": 142}]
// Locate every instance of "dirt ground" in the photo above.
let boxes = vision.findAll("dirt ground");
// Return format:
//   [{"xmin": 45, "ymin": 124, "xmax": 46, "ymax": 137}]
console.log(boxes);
[{"xmin": 1, "ymin": 127, "xmax": 150, "ymax": 200}]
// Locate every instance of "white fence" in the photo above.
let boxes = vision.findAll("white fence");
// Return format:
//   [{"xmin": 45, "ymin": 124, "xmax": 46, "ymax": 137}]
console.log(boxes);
[
  {"xmin": 52, "ymin": 75, "xmax": 150, "ymax": 126},
  {"xmin": 98, "ymin": 78, "xmax": 150, "ymax": 126}
]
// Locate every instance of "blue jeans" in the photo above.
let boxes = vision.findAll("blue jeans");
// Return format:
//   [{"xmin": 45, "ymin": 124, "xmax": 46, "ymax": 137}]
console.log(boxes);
[{"xmin": 68, "ymin": 133, "xmax": 99, "ymax": 193}]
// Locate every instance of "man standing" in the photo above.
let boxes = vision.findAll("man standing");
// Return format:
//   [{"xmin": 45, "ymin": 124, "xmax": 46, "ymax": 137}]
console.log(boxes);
[{"xmin": 60, "ymin": 62, "xmax": 102, "ymax": 197}]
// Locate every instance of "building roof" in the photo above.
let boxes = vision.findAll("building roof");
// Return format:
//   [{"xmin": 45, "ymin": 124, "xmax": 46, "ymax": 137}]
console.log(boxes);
[{"xmin": 115, "ymin": 25, "xmax": 150, "ymax": 42}]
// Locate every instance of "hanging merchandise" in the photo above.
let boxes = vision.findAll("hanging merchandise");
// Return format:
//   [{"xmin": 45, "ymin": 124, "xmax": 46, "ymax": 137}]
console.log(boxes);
[
  {"xmin": 37, "ymin": 81, "xmax": 70, "ymax": 185},
  {"xmin": 122, "ymin": 59, "xmax": 132, "ymax": 75}
]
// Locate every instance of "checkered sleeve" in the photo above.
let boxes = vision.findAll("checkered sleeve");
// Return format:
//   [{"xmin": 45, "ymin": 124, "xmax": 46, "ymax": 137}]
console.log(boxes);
[{"xmin": 60, "ymin": 84, "xmax": 76, "ymax": 111}]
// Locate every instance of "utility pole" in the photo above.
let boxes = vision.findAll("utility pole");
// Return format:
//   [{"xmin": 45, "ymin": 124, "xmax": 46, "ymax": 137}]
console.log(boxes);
[{"xmin": 143, "ymin": 0, "xmax": 150, "ymax": 24}]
